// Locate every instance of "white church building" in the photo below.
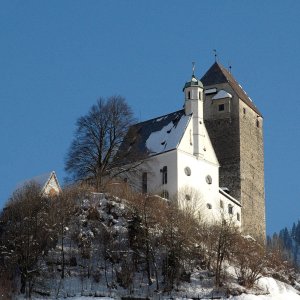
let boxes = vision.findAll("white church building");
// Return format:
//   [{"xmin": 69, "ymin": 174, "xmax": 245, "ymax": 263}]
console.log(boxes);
[{"xmin": 120, "ymin": 68, "xmax": 241, "ymax": 225}]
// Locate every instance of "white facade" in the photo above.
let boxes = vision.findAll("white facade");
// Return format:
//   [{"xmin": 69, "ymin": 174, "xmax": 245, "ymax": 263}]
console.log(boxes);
[
  {"xmin": 124, "ymin": 73, "xmax": 241, "ymax": 226},
  {"xmin": 139, "ymin": 141, "xmax": 241, "ymax": 225}
]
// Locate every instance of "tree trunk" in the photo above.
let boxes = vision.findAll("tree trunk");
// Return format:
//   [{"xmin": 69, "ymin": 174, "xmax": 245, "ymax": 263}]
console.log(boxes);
[
  {"xmin": 20, "ymin": 273, "xmax": 26, "ymax": 294},
  {"xmin": 61, "ymin": 223, "xmax": 65, "ymax": 279}
]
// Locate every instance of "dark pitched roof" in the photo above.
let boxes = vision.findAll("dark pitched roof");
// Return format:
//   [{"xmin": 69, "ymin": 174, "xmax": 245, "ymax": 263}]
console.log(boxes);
[
  {"xmin": 117, "ymin": 109, "xmax": 190, "ymax": 163},
  {"xmin": 201, "ymin": 62, "xmax": 262, "ymax": 116}
]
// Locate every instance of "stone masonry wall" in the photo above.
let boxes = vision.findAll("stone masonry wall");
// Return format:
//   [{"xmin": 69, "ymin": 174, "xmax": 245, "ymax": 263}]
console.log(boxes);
[
  {"xmin": 239, "ymin": 101, "xmax": 265, "ymax": 242},
  {"xmin": 204, "ymin": 83, "xmax": 266, "ymax": 243},
  {"xmin": 204, "ymin": 117, "xmax": 241, "ymax": 201}
]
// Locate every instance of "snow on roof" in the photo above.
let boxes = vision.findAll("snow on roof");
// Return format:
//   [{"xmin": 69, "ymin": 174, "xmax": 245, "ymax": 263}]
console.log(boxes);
[
  {"xmin": 118, "ymin": 110, "xmax": 190, "ymax": 160},
  {"xmin": 145, "ymin": 113, "xmax": 190, "ymax": 154},
  {"xmin": 205, "ymin": 88, "xmax": 217, "ymax": 95},
  {"xmin": 212, "ymin": 89, "xmax": 232, "ymax": 100}
]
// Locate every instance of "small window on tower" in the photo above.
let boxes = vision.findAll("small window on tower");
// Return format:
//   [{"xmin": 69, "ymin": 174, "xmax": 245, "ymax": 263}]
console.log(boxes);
[
  {"xmin": 243, "ymin": 108, "xmax": 246, "ymax": 114},
  {"xmin": 237, "ymin": 212, "xmax": 240, "ymax": 221},
  {"xmin": 256, "ymin": 119, "xmax": 260, "ymax": 128},
  {"xmin": 218, "ymin": 104, "xmax": 225, "ymax": 111},
  {"xmin": 199, "ymin": 92, "xmax": 201, "ymax": 99},
  {"xmin": 188, "ymin": 91, "xmax": 191, "ymax": 99}
]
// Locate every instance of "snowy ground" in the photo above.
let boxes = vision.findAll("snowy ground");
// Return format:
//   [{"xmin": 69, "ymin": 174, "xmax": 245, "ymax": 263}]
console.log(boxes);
[
  {"xmin": 19, "ymin": 277, "xmax": 300, "ymax": 300},
  {"xmin": 229, "ymin": 277, "xmax": 300, "ymax": 300},
  {"xmin": 14, "ymin": 194, "xmax": 300, "ymax": 300}
]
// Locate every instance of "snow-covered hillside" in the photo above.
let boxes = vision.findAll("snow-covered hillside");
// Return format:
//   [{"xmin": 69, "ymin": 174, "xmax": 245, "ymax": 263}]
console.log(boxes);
[{"xmin": 2, "ymin": 190, "xmax": 299, "ymax": 299}]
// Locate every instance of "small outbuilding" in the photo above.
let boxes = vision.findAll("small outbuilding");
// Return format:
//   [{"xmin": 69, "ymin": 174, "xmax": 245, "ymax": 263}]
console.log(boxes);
[{"xmin": 17, "ymin": 171, "xmax": 61, "ymax": 197}]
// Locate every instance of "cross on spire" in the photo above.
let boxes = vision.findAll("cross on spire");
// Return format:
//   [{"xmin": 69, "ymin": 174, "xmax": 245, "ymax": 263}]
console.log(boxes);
[{"xmin": 192, "ymin": 61, "xmax": 195, "ymax": 76}]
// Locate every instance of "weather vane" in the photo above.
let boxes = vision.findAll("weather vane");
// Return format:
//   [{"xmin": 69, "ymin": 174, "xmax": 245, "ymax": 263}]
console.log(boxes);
[
  {"xmin": 192, "ymin": 61, "xmax": 196, "ymax": 76},
  {"xmin": 213, "ymin": 49, "xmax": 217, "ymax": 62},
  {"xmin": 228, "ymin": 60, "xmax": 232, "ymax": 73}
]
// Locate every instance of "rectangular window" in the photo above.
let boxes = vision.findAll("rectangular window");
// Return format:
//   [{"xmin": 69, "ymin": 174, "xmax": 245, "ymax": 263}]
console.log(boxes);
[
  {"xmin": 228, "ymin": 204, "xmax": 233, "ymax": 215},
  {"xmin": 220, "ymin": 200, "xmax": 224, "ymax": 209},
  {"xmin": 162, "ymin": 166, "xmax": 167, "ymax": 184},
  {"xmin": 218, "ymin": 104, "xmax": 225, "ymax": 111},
  {"xmin": 142, "ymin": 172, "xmax": 147, "ymax": 193}
]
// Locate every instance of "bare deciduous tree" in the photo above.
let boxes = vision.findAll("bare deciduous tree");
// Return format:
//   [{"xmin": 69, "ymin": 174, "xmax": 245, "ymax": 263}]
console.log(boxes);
[
  {"xmin": 51, "ymin": 185, "xmax": 84, "ymax": 279},
  {"xmin": 0, "ymin": 183, "xmax": 55, "ymax": 297},
  {"xmin": 176, "ymin": 186, "xmax": 205, "ymax": 222},
  {"xmin": 65, "ymin": 96, "xmax": 138, "ymax": 190},
  {"xmin": 233, "ymin": 236, "xmax": 267, "ymax": 288}
]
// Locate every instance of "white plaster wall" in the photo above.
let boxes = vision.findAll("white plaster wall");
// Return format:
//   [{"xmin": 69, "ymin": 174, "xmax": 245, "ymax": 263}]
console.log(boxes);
[
  {"xmin": 131, "ymin": 149, "xmax": 241, "ymax": 227},
  {"xmin": 177, "ymin": 118, "xmax": 194, "ymax": 154},
  {"xmin": 218, "ymin": 191, "xmax": 242, "ymax": 227},
  {"xmin": 176, "ymin": 150, "xmax": 241, "ymax": 227},
  {"xmin": 178, "ymin": 116, "xmax": 219, "ymax": 166},
  {"xmin": 140, "ymin": 150, "xmax": 178, "ymax": 199},
  {"xmin": 176, "ymin": 150, "xmax": 220, "ymax": 222}
]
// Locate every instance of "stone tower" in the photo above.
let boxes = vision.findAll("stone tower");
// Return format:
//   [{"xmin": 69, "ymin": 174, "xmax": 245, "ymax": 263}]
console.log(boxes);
[{"xmin": 201, "ymin": 62, "xmax": 265, "ymax": 243}]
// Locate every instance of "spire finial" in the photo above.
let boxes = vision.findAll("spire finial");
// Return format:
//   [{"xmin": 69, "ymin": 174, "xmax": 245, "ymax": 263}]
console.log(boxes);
[
  {"xmin": 213, "ymin": 49, "xmax": 217, "ymax": 62},
  {"xmin": 192, "ymin": 61, "xmax": 195, "ymax": 76}
]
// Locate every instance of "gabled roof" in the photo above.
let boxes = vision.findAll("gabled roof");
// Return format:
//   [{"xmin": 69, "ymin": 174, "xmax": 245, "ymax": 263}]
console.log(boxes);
[
  {"xmin": 118, "ymin": 109, "xmax": 191, "ymax": 161},
  {"xmin": 201, "ymin": 62, "xmax": 262, "ymax": 116},
  {"xmin": 16, "ymin": 171, "xmax": 61, "ymax": 195}
]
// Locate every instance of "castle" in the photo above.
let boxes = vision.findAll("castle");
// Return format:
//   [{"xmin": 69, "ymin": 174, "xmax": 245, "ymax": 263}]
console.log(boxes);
[{"xmin": 120, "ymin": 61, "xmax": 265, "ymax": 242}]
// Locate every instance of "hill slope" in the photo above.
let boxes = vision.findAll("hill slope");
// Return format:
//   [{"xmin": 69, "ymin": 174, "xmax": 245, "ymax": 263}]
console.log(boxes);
[{"xmin": 2, "ymin": 190, "xmax": 300, "ymax": 299}]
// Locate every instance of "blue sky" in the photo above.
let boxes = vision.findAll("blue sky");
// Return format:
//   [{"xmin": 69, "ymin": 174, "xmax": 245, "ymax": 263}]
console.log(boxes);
[{"xmin": 1, "ymin": 0, "xmax": 299, "ymax": 235}]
